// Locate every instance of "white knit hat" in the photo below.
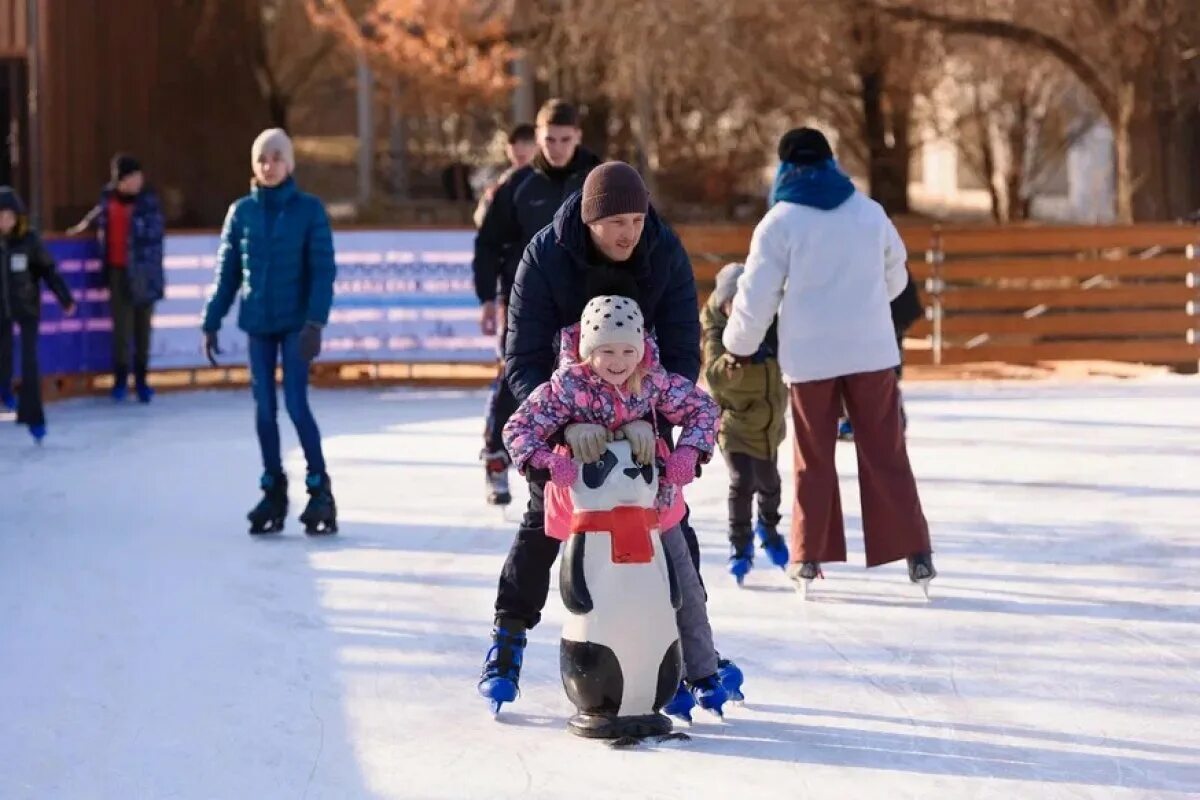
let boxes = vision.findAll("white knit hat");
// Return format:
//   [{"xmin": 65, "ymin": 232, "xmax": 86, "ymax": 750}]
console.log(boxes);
[
  {"xmin": 579, "ymin": 295, "xmax": 646, "ymax": 361},
  {"xmin": 251, "ymin": 128, "xmax": 296, "ymax": 174}
]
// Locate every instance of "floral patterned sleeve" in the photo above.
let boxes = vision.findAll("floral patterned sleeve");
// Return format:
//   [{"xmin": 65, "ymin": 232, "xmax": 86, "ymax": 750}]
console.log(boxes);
[
  {"xmin": 503, "ymin": 375, "xmax": 579, "ymax": 473},
  {"xmin": 648, "ymin": 367, "xmax": 721, "ymax": 459}
]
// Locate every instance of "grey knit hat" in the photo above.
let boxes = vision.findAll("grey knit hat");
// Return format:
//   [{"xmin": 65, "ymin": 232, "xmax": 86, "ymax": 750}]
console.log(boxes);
[
  {"xmin": 712, "ymin": 262, "xmax": 745, "ymax": 310},
  {"xmin": 581, "ymin": 162, "xmax": 650, "ymax": 224},
  {"xmin": 579, "ymin": 295, "xmax": 646, "ymax": 361},
  {"xmin": 251, "ymin": 128, "xmax": 295, "ymax": 173}
]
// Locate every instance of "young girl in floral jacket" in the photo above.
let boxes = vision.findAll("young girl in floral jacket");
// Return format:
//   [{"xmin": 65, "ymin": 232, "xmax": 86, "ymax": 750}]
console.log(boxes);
[{"xmin": 503, "ymin": 295, "xmax": 740, "ymax": 720}]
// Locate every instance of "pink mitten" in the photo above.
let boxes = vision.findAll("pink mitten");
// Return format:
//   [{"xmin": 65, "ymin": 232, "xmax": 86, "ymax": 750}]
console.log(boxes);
[
  {"xmin": 530, "ymin": 449, "xmax": 578, "ymax": 488},
  {"xmin": 663, "ymin": 446, "xmax": 700, "ymax": 488}
]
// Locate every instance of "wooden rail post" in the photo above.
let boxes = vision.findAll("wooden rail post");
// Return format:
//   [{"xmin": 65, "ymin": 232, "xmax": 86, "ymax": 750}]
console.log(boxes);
[{"xmin": 927, "ymin": 225, "xmax": 945, "ymax": 366}]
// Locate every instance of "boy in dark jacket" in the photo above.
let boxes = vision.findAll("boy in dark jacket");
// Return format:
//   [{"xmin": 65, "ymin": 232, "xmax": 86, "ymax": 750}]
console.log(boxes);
[
  {"xmin": 702, "ymin": 263, "xmax": 789, "ymax": 583},
  {"xmin": 0, "ymin": 187, "xmax": 76, "ymax": 442},
  {"xmin": 474, "ymin": 100, "xmax": 602, "ymax": 506},
  {"xmin": 69, "ymin": 154, "xmax": 165, "ymax": 403}
]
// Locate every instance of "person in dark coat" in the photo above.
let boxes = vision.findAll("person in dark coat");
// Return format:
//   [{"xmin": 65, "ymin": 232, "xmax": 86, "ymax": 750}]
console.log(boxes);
[
  {"xmin": 69, "ymin": 154, "xmax": 165, "ymax": 403},
  {"xmin": 478, "ymin": 161, "xmax": 715, "ymax": 711},
  {"xmin": 201, "ymin": 128, "xmax": 339, "ymax": 536},
  {"xmin": 473, "ymin": 100, "xmax": 602, "ymax": 506},
  {"xmin": 0, "ymin": 187, "xmax": 76, "ymax": 442}
]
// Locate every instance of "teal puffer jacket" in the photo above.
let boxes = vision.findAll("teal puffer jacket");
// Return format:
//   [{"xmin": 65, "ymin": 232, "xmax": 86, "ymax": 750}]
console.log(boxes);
[{"xmin": 202, "ymin": 177, "xmax": 336, "ymax": 336}]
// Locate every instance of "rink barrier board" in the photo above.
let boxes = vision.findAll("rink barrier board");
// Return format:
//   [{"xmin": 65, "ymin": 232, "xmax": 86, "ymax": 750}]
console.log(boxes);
[
  {"xmin": 18, "ymin": 223, "xmax": 1200, "ymax": 403},
  {"xmin": 681, "ymin": 223, "xmax": 1200, "ymax": 372}
]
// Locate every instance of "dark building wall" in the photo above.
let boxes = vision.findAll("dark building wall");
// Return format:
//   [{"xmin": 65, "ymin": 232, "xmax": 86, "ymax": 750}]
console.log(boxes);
[{"xmin": 11, "ymin": 0, "xmax": 271, "ymax": 228}]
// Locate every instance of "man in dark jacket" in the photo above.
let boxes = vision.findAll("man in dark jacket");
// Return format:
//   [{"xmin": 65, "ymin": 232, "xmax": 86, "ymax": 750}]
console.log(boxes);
[
  {"xmin": 478, "ymin": 161, "xmax": 703, "ymax": 713},
  {"xmin": 69, "ymin": 154, "xmax": 166, "ymax": 403},
  {"xmin": 474, "ymin": 99, "xmax": 602, "ymax": 506},
  {"xmin": 0, "ymin": 187, "xmax": 76, "ymax": 442}
]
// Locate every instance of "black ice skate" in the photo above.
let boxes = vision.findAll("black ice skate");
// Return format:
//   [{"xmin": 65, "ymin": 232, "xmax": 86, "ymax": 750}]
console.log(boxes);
[
  {"xmin": 907, "ymin": 552, "xmax": 936, "ymax": 599},
  {"xmin": 247, "ymin": 472, "xmax": 287, "ymax": 534},
  {"xmin": 299, "ymin": 472, "xmax": 338, "ymax": 535}
]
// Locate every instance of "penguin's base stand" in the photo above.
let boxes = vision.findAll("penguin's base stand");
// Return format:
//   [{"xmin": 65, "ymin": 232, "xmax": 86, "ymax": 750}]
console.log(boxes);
[{"xmin": 568, "ymin": 711, "xmax": 672, "ymax": 740}]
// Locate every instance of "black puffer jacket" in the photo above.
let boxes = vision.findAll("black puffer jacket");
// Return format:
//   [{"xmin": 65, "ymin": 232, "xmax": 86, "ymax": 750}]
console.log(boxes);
[
  {"xmin": 0, "ymin": 229, "xmax": 73, "ymax": 321},
  {"xmin": 473, "ymin": 148, "xmax": 602, "ymax": 304},
  {"xmin": 504, "ymin": 190, "xmax": 700, "ymax": 404}
]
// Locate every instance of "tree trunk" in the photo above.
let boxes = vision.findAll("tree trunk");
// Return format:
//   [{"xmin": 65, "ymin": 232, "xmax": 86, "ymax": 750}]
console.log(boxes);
[
  {"xmin": 859, "ymin": 64, "xmax": 912, "ymax": 214},
  {"xmin": 1114, "ymin": 79, "xmax": 1136, "ymax": 223},
  {"xmin": 1006, "ymin": 101, "xmax": 1029, "ymax": 222},
  {"xmin": 387, "ymin": 79, "xmax": 409, "ymax": 200}
]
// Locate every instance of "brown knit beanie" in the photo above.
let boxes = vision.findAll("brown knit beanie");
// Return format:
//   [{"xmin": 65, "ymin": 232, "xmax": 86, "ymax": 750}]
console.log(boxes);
[{"xmin": 581, "ymin": 162, "xmax": 650, "ymax": 224}]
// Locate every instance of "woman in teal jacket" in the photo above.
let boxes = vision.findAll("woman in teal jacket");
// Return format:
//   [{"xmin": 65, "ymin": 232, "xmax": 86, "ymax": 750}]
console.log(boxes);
[{"xmin": 201, "ymin": 128, "xmax": 338, "ymax": 535}]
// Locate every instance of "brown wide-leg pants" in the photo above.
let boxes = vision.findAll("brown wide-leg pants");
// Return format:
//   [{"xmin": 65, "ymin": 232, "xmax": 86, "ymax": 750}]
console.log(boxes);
[{"xmin": 789, "ymin": 368, "xmax": 931, "ymax": 568}]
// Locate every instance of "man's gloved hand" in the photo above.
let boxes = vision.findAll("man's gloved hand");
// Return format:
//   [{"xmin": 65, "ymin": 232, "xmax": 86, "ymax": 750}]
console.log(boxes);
[
  {"xmin": 563, "ymin": 423, "xmax": 611, "ymax": 464},
  {"xmin": 530, "ymin": 449, "xmax": 579, "ymax": 488},
  {"xmin": 203, "ymin": 331, "xmax": 221, "ymax": 367},
  {"xmin": 619, "ymin": 420, "xmax": 656, "ymax": 466},
  {"xmin": 298, "ymin": 322, "xmax": 323, "ymax": 363}
]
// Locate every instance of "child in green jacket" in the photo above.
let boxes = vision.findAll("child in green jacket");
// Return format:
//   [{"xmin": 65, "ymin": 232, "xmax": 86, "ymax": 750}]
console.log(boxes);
[{"xmin": 702, "ymin": 262, "xmax": 790, "ymax": 584}]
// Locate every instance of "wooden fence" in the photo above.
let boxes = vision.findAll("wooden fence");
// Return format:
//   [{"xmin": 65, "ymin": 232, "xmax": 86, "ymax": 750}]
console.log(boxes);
[{"xmin": 676, "ymin": 223, "xmax": 1200, "ymax": 370}]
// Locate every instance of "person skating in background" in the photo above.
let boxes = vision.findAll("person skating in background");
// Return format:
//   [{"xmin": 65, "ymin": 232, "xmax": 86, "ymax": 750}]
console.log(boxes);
[
  {"xmin": 501, "ymin": 298, "xmax": 732, "ymax": 721},
  {"xmin": 722, "ymin": 127, "xmax": 935, "ymax": 597},
  {"xmin": 474, "ymin": 122, "xmax": 540, "ymax": 505},
  {"xmin": 701, "ymin": 262, "xmax": 789, "ymax": 585},
  {"xmin": 68, "ymin": 154, "xmax": 165, "ymax": 403},
  {"xmin": 473, "ymin": 123, "xmax": 537, "ymax": 228},
  {"xmin": 838, "ymin": 268, "xmax": 924, "ymax": 441},
  {"xmin": 201, "ymin": 128, "xmax": 338, "ymax": 536},
  {"xmin": 473, "ymin": 100, "xmax": 602, "ymax": 506},
  {"xmin": 0, "ymin": 187, "xmax": 76, "ymax": 443}
]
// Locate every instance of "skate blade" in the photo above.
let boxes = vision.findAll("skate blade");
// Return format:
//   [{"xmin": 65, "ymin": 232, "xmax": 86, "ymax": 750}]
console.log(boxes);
[
  {"xmin": 667, "ymin": 713, "xmax": 693, "ymax": 727},
  {"xmin": 304, "ymin": 521, "xmax": 339, "ymax": 536},
  {"xmin": 654, "ymin": 732, "xmax": 692, "ymax": 746},
  {"xmin": 248, "ymin": 519, "xmax": 284, "ymax": 535},
  {"xmin": 917, "ymin": 578, "xmax": 932, "ymax": 601},
  {"xmin": 791, "ymin": 577, "xmax": 814, "ymax": 600},
  {"xmin": 608, "ymin": 735, "xmax": 642, "ymax": 749}
]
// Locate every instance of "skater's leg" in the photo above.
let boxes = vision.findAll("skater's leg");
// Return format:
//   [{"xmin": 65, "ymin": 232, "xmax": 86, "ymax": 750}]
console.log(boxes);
[
  {"xmin": 661, "ymin": 525, "xmax": 719, "ymax": 682},
  {"xmin": 677, "ymin": 511, "xmax": 705, "ymax": 593},
  {"xmin": 789, "ymin": 379, "xmax": 846, "ymax": 564},
  {"xmin": 108, "ymin": 269, "xmax": 133, "ymax": 388},
  {"xmin": 842, "ymin": 369, "xmax": 930, "ymax": 567},
  {"xmin": 0, "ymin": 321, "xmax": 13, "ymax": 391},
  {"xmin": 494, "ymin": 474, "xmax": 561, "ymax": 629},
  {"xmin": 280, "ymin": 330, "xmax": 326, "ymax": 475},
  {"xmin": 724, "ymin": 451, "xmax": 756, "ymax": 552},
  {"xmin": 132, "ymin": 301, "xmax": 154, "ymax": 390},
  {"xmin": 247, "ymin": 334, "xmax": 283, "ymax": 475},
  {"xmin": 16, "ymin": 318, "xmax": 44, "ymax": 427},
  {"xmin": 755, "ymin": 455, "xmax": 783, "ymax": 529}
]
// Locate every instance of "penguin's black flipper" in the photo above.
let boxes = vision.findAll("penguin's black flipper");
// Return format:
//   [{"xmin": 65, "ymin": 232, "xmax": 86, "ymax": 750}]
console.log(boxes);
[{"xmin": 561, "ymin": 533, "xmax": 594, "ymax": 614}]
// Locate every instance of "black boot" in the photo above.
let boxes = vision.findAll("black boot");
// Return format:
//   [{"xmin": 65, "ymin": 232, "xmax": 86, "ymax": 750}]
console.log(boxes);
[
  {"xmin": 247, "ymin": 472, "xmax": 287, "ymax": 534},
  {"xmin": 907, "ymin": 552, "xmax": 937, "ymax": 583},
  {"xmin": 300, "ymin": 472, "xmax": 338, "ymax": 535}
]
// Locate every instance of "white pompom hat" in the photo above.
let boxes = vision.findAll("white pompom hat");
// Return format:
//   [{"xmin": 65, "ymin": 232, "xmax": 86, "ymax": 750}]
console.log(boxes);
[{"xmin": 579, "ymin": 295, "xmax": 646, "ymax": 361}]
